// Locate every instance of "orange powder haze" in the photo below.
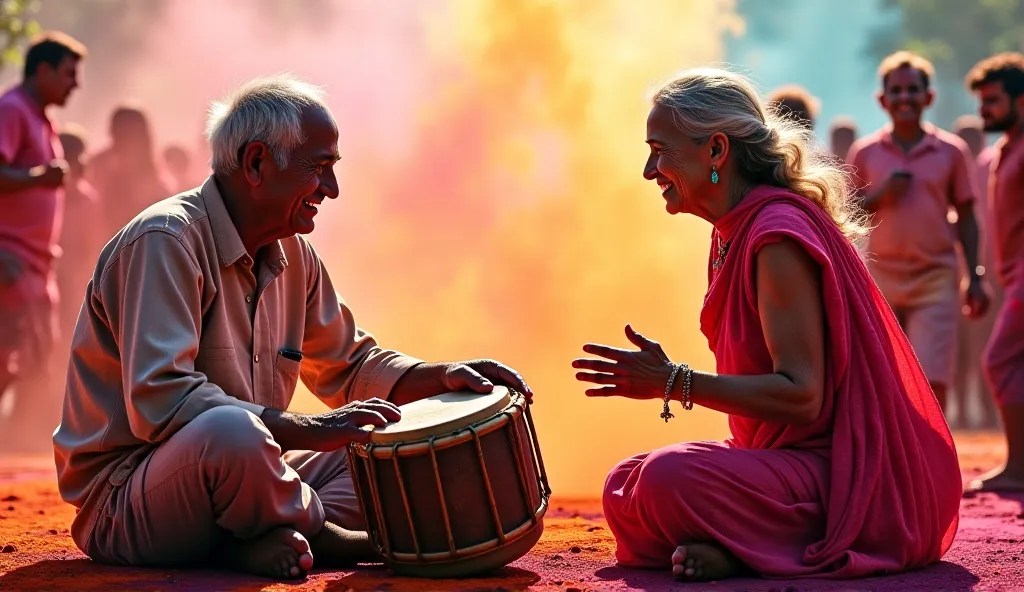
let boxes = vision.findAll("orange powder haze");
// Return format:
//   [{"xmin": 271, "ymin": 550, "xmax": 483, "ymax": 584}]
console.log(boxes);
[{"xmin": 38, "ymin": 0, "xmax": 745, "ymax": 496}]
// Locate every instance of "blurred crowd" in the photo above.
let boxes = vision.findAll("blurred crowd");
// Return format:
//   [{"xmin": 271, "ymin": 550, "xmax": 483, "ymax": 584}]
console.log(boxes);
[{"xmin": 0, "ymin": 33, "xmax": 207, "ymax": 450}]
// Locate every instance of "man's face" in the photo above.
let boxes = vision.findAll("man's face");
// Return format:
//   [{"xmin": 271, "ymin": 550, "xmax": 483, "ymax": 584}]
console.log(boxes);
[
  {"xmin": 254, "ymin": 106, "xmax": 341, "ymax": 237},
  {"xmin": 37, "ymin": 56, "xmax": 80, "ymax": 107},
  {"xmin": 976, "ymin": 81, "xmax": 1021, "ymax": 132},
  {"xmin": 879, "ymin": 65, "xmax": 933, "ymax": 124}
]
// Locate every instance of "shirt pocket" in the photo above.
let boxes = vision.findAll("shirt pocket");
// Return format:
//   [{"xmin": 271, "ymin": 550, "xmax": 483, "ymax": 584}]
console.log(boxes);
[
  {"xmin": 272, "ymin": 351, "xmax": 303, "ymax": 410},
  {"xmin": 193, "ymin": 347, "xmax": 241, "ymax": 390}
]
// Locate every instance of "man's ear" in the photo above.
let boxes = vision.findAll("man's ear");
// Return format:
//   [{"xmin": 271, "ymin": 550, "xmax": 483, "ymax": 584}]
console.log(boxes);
[{"xmin": 241, "ymin": 141, "xmax": 269, "ymax": 186}]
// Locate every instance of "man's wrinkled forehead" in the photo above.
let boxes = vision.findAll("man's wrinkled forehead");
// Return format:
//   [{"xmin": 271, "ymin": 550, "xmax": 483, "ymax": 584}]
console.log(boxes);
[{"xmin": 298, "ymin": 106, "xmax": 342, "ymax": 160}]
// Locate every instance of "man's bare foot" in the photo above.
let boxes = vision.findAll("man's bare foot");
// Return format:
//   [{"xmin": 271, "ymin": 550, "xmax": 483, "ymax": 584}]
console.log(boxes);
[
  {"xmin": 966, "ymin": 466, "xmax": 1024, "ymax": 493},
  {"xmin": 223, "ymin": 527, "xmax": 314, "ymax": 579},
  {"xmin": 308, "ymin": 521, "xmax": 379, "ymax": 567},
  {"xmin": 671, "ymin": 543, "xmax": 742, "ymax": 582}
]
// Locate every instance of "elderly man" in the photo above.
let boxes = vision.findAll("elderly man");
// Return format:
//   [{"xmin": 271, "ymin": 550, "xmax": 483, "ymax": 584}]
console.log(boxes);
[{"xmin": 53, "ymin": 75, "xmax": 532, "ymax": 579}]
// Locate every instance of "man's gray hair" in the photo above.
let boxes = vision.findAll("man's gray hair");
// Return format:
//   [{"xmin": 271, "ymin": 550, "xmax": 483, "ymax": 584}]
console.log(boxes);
[{"xmin": 205, "ymin": 74, "xmax": 332, "ymax": 175}]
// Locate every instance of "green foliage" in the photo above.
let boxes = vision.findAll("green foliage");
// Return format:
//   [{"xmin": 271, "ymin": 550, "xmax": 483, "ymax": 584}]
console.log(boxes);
[
  {"xmin": 867, "ymin": 0, "xmax": 1024, "ymax": 125},
  {"xmin": 0, "ymin": 0, "xmax": 41, "ymax": 72}
]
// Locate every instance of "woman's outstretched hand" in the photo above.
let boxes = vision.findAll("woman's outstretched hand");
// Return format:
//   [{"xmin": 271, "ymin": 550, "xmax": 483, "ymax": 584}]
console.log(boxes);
[{"xmin": 573, "ymin": 324, "xmax": 675, "ymax": 399}]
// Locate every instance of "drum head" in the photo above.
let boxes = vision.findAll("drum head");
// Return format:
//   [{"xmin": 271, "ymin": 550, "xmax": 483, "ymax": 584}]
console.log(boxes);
[{"xmin": 369, "ymin": 386, "xmax": 512, "ymax": 444}]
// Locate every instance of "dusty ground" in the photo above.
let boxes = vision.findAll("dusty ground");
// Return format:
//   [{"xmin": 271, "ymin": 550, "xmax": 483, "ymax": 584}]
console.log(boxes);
[{"xmin": 0, "ymin": 432, "xmax": 1020, "ymax": 591}]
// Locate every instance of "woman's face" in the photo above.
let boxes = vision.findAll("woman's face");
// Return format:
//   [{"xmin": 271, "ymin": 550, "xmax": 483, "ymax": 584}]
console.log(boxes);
[{"xmin": 642, "ymin": 104, "xmax": 717, "ymax": 217}]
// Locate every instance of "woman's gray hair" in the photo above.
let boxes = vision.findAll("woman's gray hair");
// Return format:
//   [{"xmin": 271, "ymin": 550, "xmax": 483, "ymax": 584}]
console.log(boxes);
[
  {"xmin": 650, "ymin": 68, "xmax": 868, "ymax": 241},
  {"xmin": 205, "ymin": 74, "xmax": 332, "ymax": 175}
]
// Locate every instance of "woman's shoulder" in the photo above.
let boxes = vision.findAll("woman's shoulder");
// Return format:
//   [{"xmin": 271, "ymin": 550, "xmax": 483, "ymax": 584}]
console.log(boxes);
[
  {"xmin": 745, "ymin": 195, "xmax": 831, "ymax": 261},
  {"xmin": 748, "ymin": 197, "xmax": 818, "ymax": 236}
]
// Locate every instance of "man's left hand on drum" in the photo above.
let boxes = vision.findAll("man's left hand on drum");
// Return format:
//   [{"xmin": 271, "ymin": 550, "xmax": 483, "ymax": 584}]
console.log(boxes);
[
  {"xmin": 390, "ymin": 359, "xmax": 533, "ymax": 406},
  {"xmin": 260, "ymin": 398, "xmax": 402, "ymax": 451}
]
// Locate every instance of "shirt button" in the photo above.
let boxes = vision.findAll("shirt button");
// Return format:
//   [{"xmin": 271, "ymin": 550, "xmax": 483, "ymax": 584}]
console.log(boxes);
[
  {"xmin": 245, "ymin": 295, "xmax": 252, "ymax": 303},
  {"xmin": 254, "ymin": 354, "xmax": 260, "ymax": 363}
]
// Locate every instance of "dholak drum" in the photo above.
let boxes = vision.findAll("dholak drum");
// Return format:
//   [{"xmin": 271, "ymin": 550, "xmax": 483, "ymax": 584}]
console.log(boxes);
[{"xmin": 348, "ymin": 386, "xmax": 550, "ymax": 578}]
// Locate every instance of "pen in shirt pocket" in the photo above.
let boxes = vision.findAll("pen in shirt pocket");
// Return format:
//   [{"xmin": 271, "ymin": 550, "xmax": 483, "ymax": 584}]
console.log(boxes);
[{"xmin": 279, "ymin": 348, "xmax": 303, "ymax": 362}]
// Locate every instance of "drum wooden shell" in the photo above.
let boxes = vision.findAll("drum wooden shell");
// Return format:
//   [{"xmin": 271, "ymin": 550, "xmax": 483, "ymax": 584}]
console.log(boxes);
[{"xmin": 348, "ymin": 390, "xmax": 550, "ymax": 578}]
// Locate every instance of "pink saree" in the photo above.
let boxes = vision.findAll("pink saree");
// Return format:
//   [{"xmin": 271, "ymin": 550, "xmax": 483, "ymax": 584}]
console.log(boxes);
[{"xmin": 602, "ymin": 185, "xmax": 961, "ymax": 578}]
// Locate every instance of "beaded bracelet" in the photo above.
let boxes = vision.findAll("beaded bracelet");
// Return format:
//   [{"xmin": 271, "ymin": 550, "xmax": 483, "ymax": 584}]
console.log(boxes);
[
  {"xmin": 679, "ymin": 363, "xmax": 694, "ymax": 411},
  {"xmin": 661, "ymin": 363, "xmax": 683, "ymax": 422}
]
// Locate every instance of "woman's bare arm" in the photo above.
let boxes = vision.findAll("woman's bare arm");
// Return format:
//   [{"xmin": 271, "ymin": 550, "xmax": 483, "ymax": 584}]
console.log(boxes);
[{"xmin": 686, "ymin": 237, "xmax": 826, "ymax": 423}]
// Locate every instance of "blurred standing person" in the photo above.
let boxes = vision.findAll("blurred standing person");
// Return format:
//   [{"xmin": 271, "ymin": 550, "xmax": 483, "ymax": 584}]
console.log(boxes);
[
  {"xmin": 0, "ymin": 32, "xmax": 86, "ymax": 450},
  {"xmin": 846, "ymin": 51, "xmax": 989, "ymax": 414},
  {"xmin": 55, "ymin": 126, "xmax": 104, "ymax": 367},
  {"xmin": 966, "ymin": 53, "xmax": 1024, "ymax": 491},
  {"xmin": 952, "ymin": 114, "xmax": 1001, "ymax": 429},
  {"xmin": 163, "ymin": 144, "xmax": 196, "ymax": 193},
  {"xmin": 87, "ymin": 105, "xmax": 173, "ymax": 235},
  {"xmin": 766, "ymin": 84, "xmax": 819, "ymax": 130},
  {"xmin": 829, "ymin": 116, "xmax": 857, "ymax": 163}
]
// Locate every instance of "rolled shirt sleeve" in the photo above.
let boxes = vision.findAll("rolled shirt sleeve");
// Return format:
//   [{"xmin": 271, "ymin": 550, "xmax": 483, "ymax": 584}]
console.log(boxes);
[{"xmin": 99, "ymin": 230, "xmax": 264, "ymax": 443}]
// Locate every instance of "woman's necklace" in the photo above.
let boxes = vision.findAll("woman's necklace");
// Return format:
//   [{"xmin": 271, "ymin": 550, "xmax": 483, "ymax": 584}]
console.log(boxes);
[{"xmin": 712, "ymin": 232, "xmax": 730, "ymax": 271}]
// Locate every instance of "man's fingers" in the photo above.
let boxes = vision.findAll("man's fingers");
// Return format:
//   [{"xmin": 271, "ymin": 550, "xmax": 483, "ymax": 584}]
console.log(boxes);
[
  {"xmin": 355, "ymin": 400, "xmax": 402, "ymax": 421},
  {"xmin": 344, "ymin": 409, "xmax": 389, "ymax": 428},
  {"xmin": 470, "ymin": 360, "xmax": 533, "ymax": 400},
  {"xmin": 445, "ymin": 365, "xmax": 494, "ymax": 393}
]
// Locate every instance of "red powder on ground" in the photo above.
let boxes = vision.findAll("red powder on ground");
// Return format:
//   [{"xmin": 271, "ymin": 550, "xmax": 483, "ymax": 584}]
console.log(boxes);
[{"xmin": 0, "ymin": 433, "xmax": 1021, "ymax": 591}]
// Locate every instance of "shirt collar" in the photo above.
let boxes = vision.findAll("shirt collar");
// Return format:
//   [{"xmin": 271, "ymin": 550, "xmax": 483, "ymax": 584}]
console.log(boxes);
[
  {"xmin": 878, "ymin": 121, "xmax": 941, "ymax": 156},
  {"xmin": 199, "ymin": 176, "xmax": 289, "ymax": 270}
]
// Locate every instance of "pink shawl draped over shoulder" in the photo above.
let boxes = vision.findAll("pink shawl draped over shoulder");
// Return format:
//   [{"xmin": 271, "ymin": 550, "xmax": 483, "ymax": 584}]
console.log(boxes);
[{"xmin": 700, "ymin": 185, "xmax": 961, "ymax": 576}]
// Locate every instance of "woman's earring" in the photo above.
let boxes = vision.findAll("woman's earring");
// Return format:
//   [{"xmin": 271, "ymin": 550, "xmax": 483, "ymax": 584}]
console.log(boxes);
[{"xmin": 711, "ymin": 166, "xmax": 719, "ymax": 184}]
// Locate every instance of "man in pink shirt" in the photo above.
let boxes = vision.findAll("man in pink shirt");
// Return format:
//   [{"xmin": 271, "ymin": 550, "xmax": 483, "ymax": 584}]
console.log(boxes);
[
  {"xmin": 966, "ymin": 53, "xmax": 1024, "ymax": 492},
  {"xmin": 0, "ymin": 31, "xmax": 86, "ymax": 450},
  {"xmin": 847, "ymin": 51, "xmax": 990, "ymax": 413}
]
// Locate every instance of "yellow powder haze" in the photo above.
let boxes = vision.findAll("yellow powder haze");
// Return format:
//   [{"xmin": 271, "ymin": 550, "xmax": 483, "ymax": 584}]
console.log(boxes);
[{"xmin": 293, "ymin": 0, "xmax": 744, "ymax": 496}]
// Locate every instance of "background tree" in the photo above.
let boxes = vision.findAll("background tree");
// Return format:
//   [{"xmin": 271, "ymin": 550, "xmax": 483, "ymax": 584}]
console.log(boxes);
[
  {"xmin": 0, "ymin": 0, "xmax": 40, "ymax": 73},
  {"xmin": 867, "ymin": 0, "xmax": 1024, "ymax": 127}
]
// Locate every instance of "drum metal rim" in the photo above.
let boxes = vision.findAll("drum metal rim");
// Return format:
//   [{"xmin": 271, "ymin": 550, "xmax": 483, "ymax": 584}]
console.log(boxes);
[{"xmin": 351, "ymin": 396, "xmax": 524, "ymax": 460}]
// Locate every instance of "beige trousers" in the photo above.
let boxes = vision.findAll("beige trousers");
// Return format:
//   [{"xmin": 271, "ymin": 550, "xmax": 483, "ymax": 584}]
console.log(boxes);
[{"xmin": 86, "ymin": 406, "xmax": 362, "ymax": 566}]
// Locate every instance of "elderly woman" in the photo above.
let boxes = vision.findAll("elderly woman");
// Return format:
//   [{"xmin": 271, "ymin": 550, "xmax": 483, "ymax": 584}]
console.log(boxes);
[{"xmin": 573, "ymin": 69, "xmax": 961, "ymax": 582}]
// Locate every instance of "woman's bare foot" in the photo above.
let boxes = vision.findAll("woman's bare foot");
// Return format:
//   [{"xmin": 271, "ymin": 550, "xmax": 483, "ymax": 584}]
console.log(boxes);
[
  {"xmin": 966, "ymin": 466, "xmax": 1024, "ymax": 493},
  {"xmin": 308, "ymin": 521, "xmax": 379, "ymax": 567},
  {"xmin": 223, "ymin": 527, "xmax": 314, "ymax": 579},
  {"xmin": 671, "ymin": 543, "xmax": 741, "ymax": 582}
]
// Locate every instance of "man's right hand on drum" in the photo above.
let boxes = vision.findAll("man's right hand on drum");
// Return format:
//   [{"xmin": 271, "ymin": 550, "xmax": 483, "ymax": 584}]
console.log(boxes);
[
  {"xmin": 259, "ymin": 398, "xmax": 403, "ymax": 452},
  {"xmin": 389, "ymin": 359, "xmax": 534, "ymax": 406}
]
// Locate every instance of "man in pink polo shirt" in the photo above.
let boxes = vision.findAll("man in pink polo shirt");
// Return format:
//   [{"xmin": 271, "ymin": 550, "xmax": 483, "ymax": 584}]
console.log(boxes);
[
  {"xmin": 966, "ymin": 53, "xmax": 1024, "ymax": 492},
  {"xmin": 0, "ymin": 31, "xmax": 86, "ymax": 451},
  {"xmin": 847, "ymin": 51, "xmax": 990, "ymax": 414}
]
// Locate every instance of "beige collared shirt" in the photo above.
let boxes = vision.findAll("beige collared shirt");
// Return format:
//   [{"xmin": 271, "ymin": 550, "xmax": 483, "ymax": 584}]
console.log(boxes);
[{"xmin": 53, "ymin": 177, "xmax": 421, "ymax": 542}]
